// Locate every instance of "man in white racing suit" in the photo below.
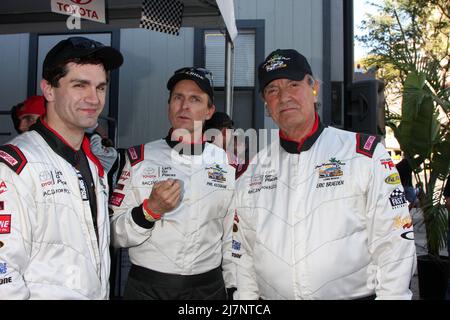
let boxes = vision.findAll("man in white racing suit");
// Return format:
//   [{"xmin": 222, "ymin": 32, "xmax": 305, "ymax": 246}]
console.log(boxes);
[
  {"xmin": 110, "ymin": 67, "xmax": 235, "ymax": 299},
  {"xmin": 232, "ymin": 49, "xmax": 416, "ymax": 300},
  {"xmin": 0, "ymin": 36, "xmax": 123, "ymax": 299}
]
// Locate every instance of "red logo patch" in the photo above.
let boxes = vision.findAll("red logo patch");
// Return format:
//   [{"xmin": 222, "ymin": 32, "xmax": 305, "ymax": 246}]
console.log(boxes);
[
  {"xmin": 0, "ymin": 181, "xmax": 7, "ymax": 195},
  {"xmin": 109, "ymin": 192, "xmax": 125, "ymax": 207},
  {"xmin": 0, "ymin": 215, "xmax": 11, "ymax": 234},
  {"xmin": 0, "ymin": 151, "xmax": 18, "ymax": 166},
  {"xmin": 363, "ymin": 136, "xmax": 376, "ymax": 151},
  {"xmin": 381, "ymin": 159, "xmax": 395, "ymax": 170},
  {"xmin": 129, "ymin": 148, "xmax": 138, "ymax": 160}
]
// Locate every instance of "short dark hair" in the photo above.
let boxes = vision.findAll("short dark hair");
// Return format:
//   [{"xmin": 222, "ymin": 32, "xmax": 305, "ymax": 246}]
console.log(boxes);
[
  {"xmin": 44, "ymin": 56, "xmax": 109, "ymax": 87},
  {"xmin": 204, "ymin": 112, "xmax": 234, "ymax": 131}
]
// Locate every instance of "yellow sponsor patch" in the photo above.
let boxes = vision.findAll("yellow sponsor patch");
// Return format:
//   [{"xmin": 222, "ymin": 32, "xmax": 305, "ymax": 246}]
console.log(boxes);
[{"xmin": 385, "ymin": 173, "xmax": 401, "ymax": 185}]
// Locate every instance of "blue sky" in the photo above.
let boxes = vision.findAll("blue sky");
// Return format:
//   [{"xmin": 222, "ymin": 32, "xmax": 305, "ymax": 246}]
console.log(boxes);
[{"xmin": 354, "ymin": 0, "xmax": 379, "ymax": 60}]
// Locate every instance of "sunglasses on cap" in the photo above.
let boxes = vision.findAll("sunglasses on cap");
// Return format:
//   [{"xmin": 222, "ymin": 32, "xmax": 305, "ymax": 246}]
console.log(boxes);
[{"xmin": 174, "ymin": 67, "xmax": 215, "ymax": 88}]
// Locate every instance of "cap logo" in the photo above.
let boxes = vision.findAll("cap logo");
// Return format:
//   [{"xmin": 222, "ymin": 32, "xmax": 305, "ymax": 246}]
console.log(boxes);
[
  {"xmin": 263, "ymin": 54, "xmax": 291, "ymax": 72},
  {"xmin": 185, "ymin": 71, "xmax": 205, "ymax": 80}
]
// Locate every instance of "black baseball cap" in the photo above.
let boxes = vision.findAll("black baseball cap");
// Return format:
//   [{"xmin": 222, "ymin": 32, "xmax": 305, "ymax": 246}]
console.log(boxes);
[
  {"xmin": 42, "ymin": 36, "xmax": 123, "ymax": 80},
  {"xmin": 204, "ymin": 112, "xmax": 234, "ymax": 131},
  {"xmin": 167, "ymin": 67, "xmax": 214, "ymax": 102},
  {"xmin": 258, "ymin": 49, "xmax": 313, "ymax": 92}
]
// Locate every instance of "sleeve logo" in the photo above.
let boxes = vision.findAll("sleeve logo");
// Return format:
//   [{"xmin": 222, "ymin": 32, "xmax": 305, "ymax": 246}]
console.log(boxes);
[{"xmin": 0, "ymin": 215, "xmax": 11, "ymax": 234}]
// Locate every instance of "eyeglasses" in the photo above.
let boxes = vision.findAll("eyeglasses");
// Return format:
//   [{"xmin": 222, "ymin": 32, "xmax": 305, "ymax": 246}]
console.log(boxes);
[
  {"xmin": 67, "ymin": 37, "xmax": 104, "ymax": 49},
  {"xmin": 174, "ymin": 67, "xmax": 214, "ymax": 88}
]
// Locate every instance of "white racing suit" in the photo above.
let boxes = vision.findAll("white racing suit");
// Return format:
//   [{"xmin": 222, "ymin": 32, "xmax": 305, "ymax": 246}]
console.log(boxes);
[
  {"xmin": 233, "ymin": 116, "xmax": 416, "ymax": 300},
  {"xmin": 0, "ymin": 119, "xmax": 110, "ymax": 299},
  {"xmin": 109, "ymin": 136, "xmax": 235, "ymax": 287}
]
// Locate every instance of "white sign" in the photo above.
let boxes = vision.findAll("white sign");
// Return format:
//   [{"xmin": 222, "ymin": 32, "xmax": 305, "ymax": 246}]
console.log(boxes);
[{"xmin": 51, "ymin": 0, "xmax": 106, "ymax": 24}]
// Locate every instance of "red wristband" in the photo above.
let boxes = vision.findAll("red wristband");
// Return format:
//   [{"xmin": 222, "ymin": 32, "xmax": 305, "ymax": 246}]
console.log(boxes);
[{"xmin": 143, "ymin": 199, "xmax": 162, "ymax": 220}]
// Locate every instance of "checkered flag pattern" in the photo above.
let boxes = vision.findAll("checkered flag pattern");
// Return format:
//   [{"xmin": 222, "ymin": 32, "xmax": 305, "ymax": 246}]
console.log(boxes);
[
  {"xmin": 140, "ymin": 0, "xmax": 184, "ymax": 36},
  {"xmin": 390, "ymin": 188, "xmax": 404, "ymax": 198}
]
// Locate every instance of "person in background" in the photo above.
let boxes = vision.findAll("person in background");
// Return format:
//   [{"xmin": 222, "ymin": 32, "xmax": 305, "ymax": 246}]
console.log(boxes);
[
  {"xmin": 10, "ymin": 95, "xmax": 46, "ymax": 134},
  {"xmin": 396, "ymin": 157, "xmax": 418, "ymax": 209},
  {"xmin": 355, "ymin": 63, "xmax": 364, "ymax": 73},
  {"xmin": 204, "ymin": 111, "xmax": 234, "ymax": 152},
  {"xmin": 232, "ymin": 49, "xmax": 416, "ymax": 300},
  {"xmin": 109, "ymin": 67, "xmax": 235, "ymax": 300},
  {"xmin": 0, "ymin": 36, "xmax": 123, "ymax": 299}
]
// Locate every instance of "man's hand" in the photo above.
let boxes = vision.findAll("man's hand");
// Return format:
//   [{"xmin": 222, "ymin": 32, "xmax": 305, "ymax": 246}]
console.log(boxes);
[{"xmin": 145, "ymin": 179, "xmax": 182, "ymax": 216}]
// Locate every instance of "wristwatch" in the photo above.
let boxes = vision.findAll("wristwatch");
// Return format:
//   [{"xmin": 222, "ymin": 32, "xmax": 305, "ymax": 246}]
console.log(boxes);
[{"xmin": 142, "ymin": 198, "xmax": 161, "ymax": 222}]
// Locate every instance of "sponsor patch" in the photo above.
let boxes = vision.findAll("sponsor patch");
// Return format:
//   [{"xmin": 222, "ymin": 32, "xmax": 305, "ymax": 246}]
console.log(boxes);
[
  {"xmin": 232, "ymin": 252, "xmax": 242, "ymax": 259},
  {"xmin": 356, "ymin": 134, "xmax": 380, "ymax": 158},
  {"xmin": 160, "ymin": 166, "xmax": 175, "ymax": 178},
  {"xmin": 389, "ymin": 188, "xmax": 407, "ymax": 209},
  {"xmin": 316, "ymin": 158, "xmax": 345, "ymax": 188},
  {"xmin": 0, "ymin": 145, "xmax": 27, "ymax": 174},
  {"xmin": 109, "ymin": 192, "xmax": 125, "ymax": 207},
  {"xmin": 0, "ymin": 215, "xmax": 11, "ymax": 234},
  {"xmin": 0, "ymin": 276, "xmax": 12, "ymax": 285},
  {"xmin": 77, "ymin": 173, "xmax": 89, "ymax": 201},
  {"xmin": 0, "ymin": 180, "xmax": 7, "ymax": 195},
  {"xmin": 127, "ymin": 145, "xmax": 144, "ymax": 167},
  {"xmin": 0, "ymin": 262, "xmax": 6, "ymax": 274},
  {"xmin": 247, "ymin": 171, "xmax": 278, "ymax": 194},
  {"xmin": 400, "ymin": 231, "xmax": 414, "ymax": 240},
  {"xmin": 380, "ymin": 158, "xmax": 395, "ymax": 170},
  {"xmin": 385, "ymin": 173, "xmax": 401, "ymax": 185},
  {"xmin": 206, "ymin": 165, "xmax": 227, "ymax": 188},
  {"xmin": 363, "ymin": 135, "xmax": 376, "ymax": 151},
  {"xmin": 232, "ymin": 240, "xmax": 241, "ymax": 251},
  {"xmin": 39, "ymin": 170, "xmax": 55, "ymax": 187},
  {"xmin": 0, "ymin": 151, "xmax": 18, "ymax": 166},
  {"xmin": 393, "ymin": 215, "xmax": 413, "ymax": 230}
]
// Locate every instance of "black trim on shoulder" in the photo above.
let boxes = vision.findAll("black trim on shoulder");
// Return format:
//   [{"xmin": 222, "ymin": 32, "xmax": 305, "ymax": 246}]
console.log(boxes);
[
  {"xmin": 0, "ymin": 144, "xmax": 28, "ymax": 175},
  {"xmin": 356, "ymin": 133, "xmax": 381, "ymax": 158},
  {"xmin": 127, "ymin": 145, "xmax": 144, "ymax": 167}
]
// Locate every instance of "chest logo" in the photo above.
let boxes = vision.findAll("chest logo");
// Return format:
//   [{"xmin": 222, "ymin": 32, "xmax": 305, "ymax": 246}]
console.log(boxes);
[
  {"xmin": 206, "ymin": 165, "xmax": 227, "ymax": 189},
  {"xmin": 316, "ymin": 158, "xmax": 345, "ymax": 188}
]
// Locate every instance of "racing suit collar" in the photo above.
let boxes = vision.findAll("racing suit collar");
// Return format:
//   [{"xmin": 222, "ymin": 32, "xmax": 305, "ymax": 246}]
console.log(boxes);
[
  {"xmin": 164, "ymin": 128, "xmax": 206, "ymax": 155},
  {"xmin": 31, "ymin": 118, "xmax": 103, "ymax": 176},
  {"xmin": 279, "ymin": 113, "xmax": 325, "ymax": 154}
]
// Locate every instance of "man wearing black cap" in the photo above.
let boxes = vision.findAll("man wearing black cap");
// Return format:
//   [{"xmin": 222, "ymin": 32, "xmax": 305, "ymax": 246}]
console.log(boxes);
[
  {"xmin": 232, "ymin": 49, "xmax": 416, "ymax": 300},
  {"xmin": 110, "ymin": 67, "xmax": 236, "ymax": 299},
  {"xmin": 0, "ymin": 36, "xmax": 123, "ymax": 299}
]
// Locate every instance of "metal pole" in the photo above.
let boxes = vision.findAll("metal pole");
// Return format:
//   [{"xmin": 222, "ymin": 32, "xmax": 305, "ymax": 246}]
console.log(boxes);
[{"xmin": 224, "ymin": 31, "xmax": 234, "ymax": 117}]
